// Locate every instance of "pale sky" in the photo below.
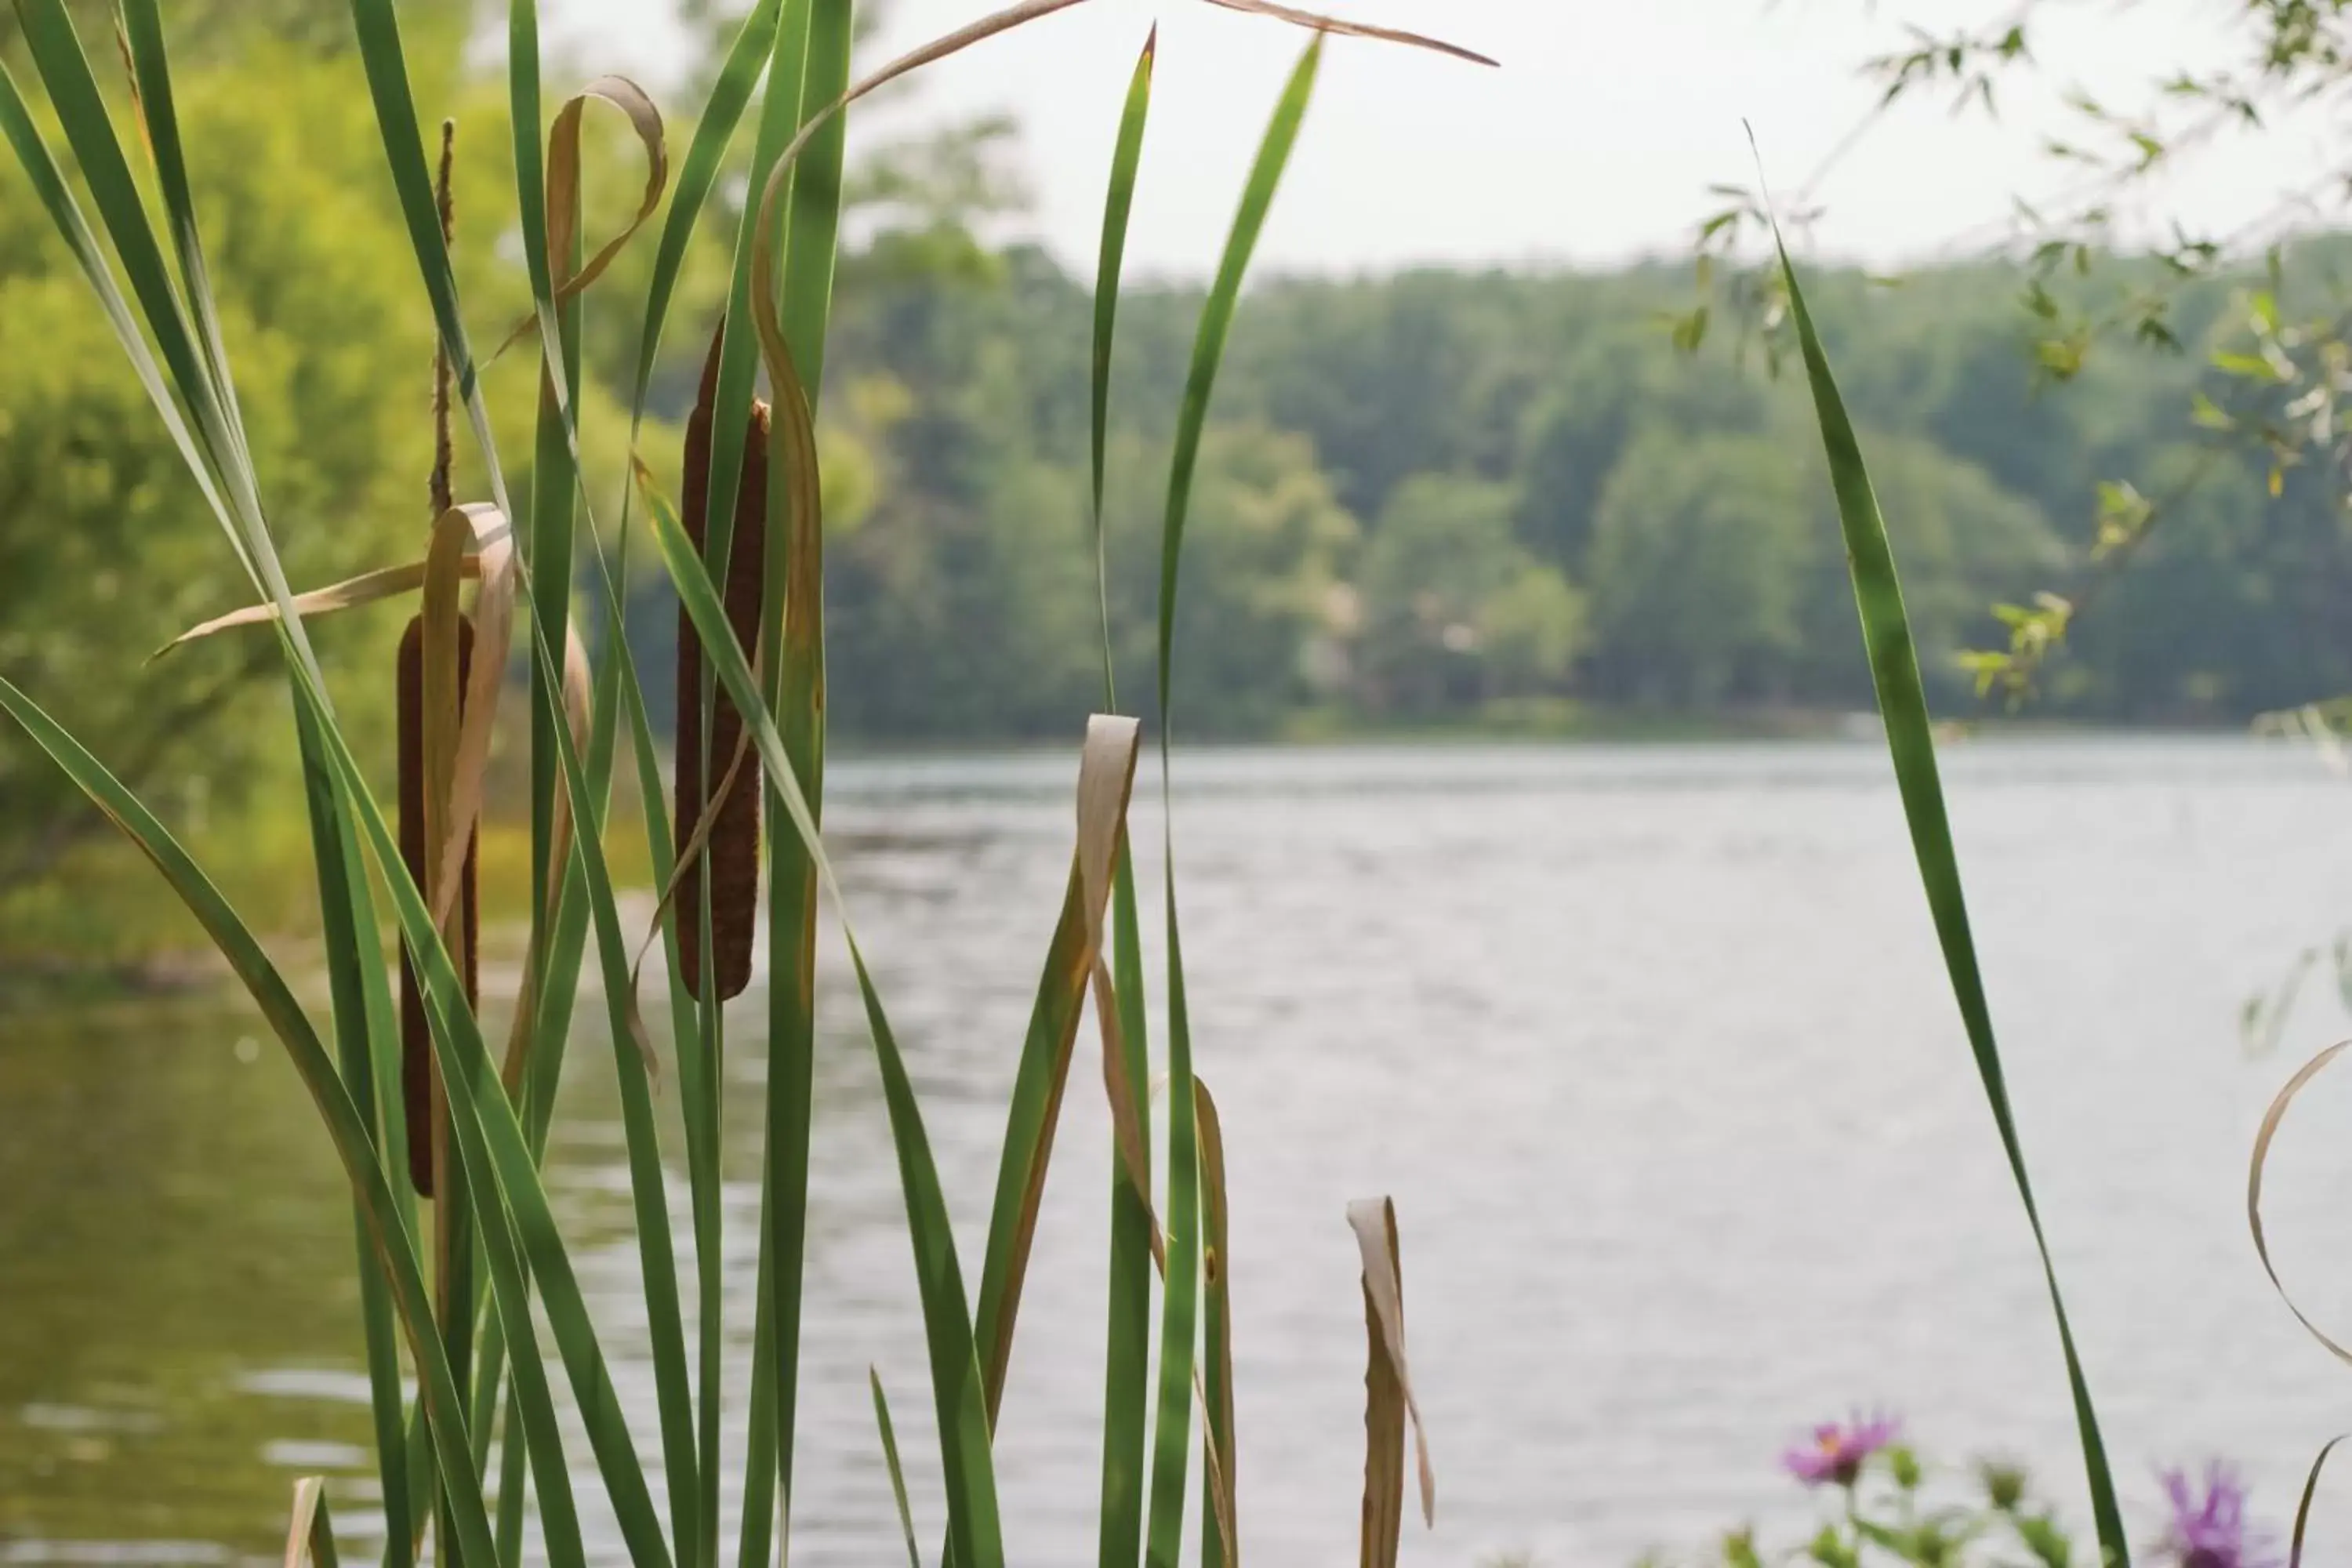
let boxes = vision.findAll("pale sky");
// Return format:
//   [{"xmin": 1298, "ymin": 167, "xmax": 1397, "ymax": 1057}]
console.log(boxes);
[{"xmin": 544, "ymin": 0, "xmax": 2341, "ymax": 279}]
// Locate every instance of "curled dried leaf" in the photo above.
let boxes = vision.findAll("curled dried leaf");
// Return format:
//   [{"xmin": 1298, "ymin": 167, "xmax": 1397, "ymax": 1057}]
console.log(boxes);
[
  {"xmin": 2251, "ymin": 1038, "xmax": 2352, "ymax": 1367},
  {"xmin": 492, "ymin": 75, "xmax": 668, "ymax": 361},
  {"xmin": 1201, "ymin": 0, "xmax": 1496, "ymax": 67}
]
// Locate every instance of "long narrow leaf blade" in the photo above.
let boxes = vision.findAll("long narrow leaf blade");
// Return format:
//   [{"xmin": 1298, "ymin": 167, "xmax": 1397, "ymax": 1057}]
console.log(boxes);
[
  {"xmin": 872, "ymin": 1369, "xmax": 923, "ymax": 1568},
  {"xmin": 1198, "ymin": 1082, "xmax": 1236, "ymax": 1568},
  {"xmin": 1089, "ymin": 39, "xmax": 1158, "ymax": 1561},
  {"xmin": 1771, "ymin": 209, "xmax": 2129, "ymax": 1568},
  {"xmin": 1090, "ymin": 26, "xmax": 1153, "ymax": 703},
  {"xmin": 1143, "ymin": 41, "xmax": 1323, "ymax": 1568}
]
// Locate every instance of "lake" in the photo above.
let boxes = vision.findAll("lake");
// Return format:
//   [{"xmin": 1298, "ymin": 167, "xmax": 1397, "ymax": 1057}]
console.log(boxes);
[{"xmin": 9, "ymin": 737, "xmax": 2352, "ymax": 1566}]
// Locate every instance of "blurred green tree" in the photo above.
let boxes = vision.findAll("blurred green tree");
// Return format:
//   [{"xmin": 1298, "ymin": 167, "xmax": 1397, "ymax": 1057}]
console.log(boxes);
[
  {"xmin": 0, "ymin": 35, "xmax": 475, "ymax": 885},
  {"xmin": 1357, "ymin": 474, "xmax": 1585, "ymax": 715}
]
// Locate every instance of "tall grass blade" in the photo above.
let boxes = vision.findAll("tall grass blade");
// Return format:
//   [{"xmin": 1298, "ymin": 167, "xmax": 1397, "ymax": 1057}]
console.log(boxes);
[
  {"xmin": 778, "ymin": 0, "xmax": 851, "ymax": 396},
  {"xmin": 624, "ymin": 0, "xmax": 781, "ymax": 430},
  {"xmin": 722, "ymin": 14, "xmax": 818, "ymax": 1563},
  {"xmin": 1153, "ymin": 35, "xmax": 1319, "ymax": 731},
  {"xmin": 1087, "ymin": 38, "xmax": 1157, "ymax": 1563},
  {"xmin": 114, "ymin": 0, "xmax": 250, "ymax": 466},
  {"xmin": 1098, "ymin": 840, "xmax": 1152, "ymax": 1568},
  {"xmin": 514, "ymin": 23, "xmax": 703, "ymax": 1560},
  {"xmin": 749, "ymin": 7, "xmax": 854, "ymax": 1557},
  {"xmin": 1091, "ymin": 27, "xmax": 1152, "ymax": 702},
  {"xmin": 1770, "ymin": 204, "xmax": 2129, "ymax": 1568},
  {"xmin": 495, "ymin": 1389, "xmax": 530, "ymax": 1564},
  {"xmin": 871, "ymin": 1369, "xmax": 924, "ymax": 1568},
  {"xmin": 1144, "ymin": 38, "xmax": 1323, "ymax": 1568},
  {"xmin": 1197, "ymin": 1082, "xmax": 1235, "ymax": 1568},
  {"xmin": 1141, "ymin": 887, "xmax": 1200, "ymax": 1568},
  {"xmin": 2288, "ymin": 1433, "xmax": 2348, "ymax": 1568}
]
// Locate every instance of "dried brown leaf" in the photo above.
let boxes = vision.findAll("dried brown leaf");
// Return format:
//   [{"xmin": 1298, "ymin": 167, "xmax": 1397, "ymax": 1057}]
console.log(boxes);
[
  {"xmin": 151, "ymin": 554, "xmax": 484, "ymax": 659},
  {"xmin": 1350, "ymin": 1195, "xmax": 1432, "ymax": 1567},
  {"xmin": 492, "ymin": 75, "xmax": 668, "ymax": 361},
  {"xmin": 1073, "ymin": 714, "xmax": 1161, "ymax": 1273},
  {"xmin": 1201, "ymin": 0, "xmax": 1497, "ymax": 67},
  {"xmin": 2251, "ymin": 1037, "xmax": 2352, "ymax": 1367},
  {"xmin": 281, "ymin": 1477, "xmax": 331, "ymax": 1568},
  {"xmin": 430, "ymin": 505, "xmax": 516, "ymax": 933}
]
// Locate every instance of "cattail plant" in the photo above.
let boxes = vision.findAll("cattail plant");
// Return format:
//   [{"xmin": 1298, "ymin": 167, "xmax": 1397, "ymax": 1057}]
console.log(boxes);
[
  {"xmin": 394, "ymin": 610, "xmax": 477, "ymax": 1198},
  {"xmin": 0, "ymin": 6, "xmax": 1503, "ymax": 1567},
  {"xmin": 673, "ymin": 324, "xmax": 771, "ymax": 1003},
  {"xmin": 396, "ymin": 118, "xmax": 472, "ymax": 1200}
]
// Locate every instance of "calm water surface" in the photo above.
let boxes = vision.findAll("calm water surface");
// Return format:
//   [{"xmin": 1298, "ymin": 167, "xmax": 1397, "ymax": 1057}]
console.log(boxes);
[{"xmin": 10, "ymin": 739, "xmax": 2352, "ymax": 1566}]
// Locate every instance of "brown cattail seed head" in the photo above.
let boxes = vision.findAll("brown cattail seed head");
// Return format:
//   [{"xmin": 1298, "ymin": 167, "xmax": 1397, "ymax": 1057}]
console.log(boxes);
[
  {"xmin": 673, "ymin": 323, "xmax": 770, "ymax": 1004},
  {"xmin": 397, "ymin": 611, "xmax": 479, "ymax": 1198}
]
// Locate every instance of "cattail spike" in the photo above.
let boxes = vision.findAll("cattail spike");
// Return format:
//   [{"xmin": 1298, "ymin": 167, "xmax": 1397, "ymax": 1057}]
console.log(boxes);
[
  {"xmin": 397, "ymin": 612, "xmax": 479, "ymax": 1197},
  {"xmin": 428, "ymin": 119, "xmax": 456, "ymax": 519},
  {"xmin": 673, "ymin": 321, "xmax": 771, "ymax": 1003}
]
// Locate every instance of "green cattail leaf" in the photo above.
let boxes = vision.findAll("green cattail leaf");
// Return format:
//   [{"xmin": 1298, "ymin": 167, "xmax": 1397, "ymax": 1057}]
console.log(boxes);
[
  {"xmin": 1087, "ymin": 37, "xmax": 1159, "ymax": 1566},
  {"xmin": 1199, "ymin": 1082, "xmax": 1236, "ymax": 1568},
  {"xmin": 1090, "ymin": 26, "xmax": 1155, "ymax": 702},
  {"xmin": 749, "ymin": 7, "xmax": 854, "ymax": 1562},
  {"xmin": 1145, "ymin": 40, "xmax": 1322, "ymax": 1568},
  {"xmin": 872, "ymin": 1370, "xmax": 923, "ymax": 1568},
  {"xmin": 1769, "ymin": 185, "xmax": 2129, "ymax": 1568}
]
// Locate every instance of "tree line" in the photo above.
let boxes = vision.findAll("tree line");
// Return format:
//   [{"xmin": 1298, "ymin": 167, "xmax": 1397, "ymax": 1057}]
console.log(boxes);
[{"xmin": 701, "ymin": 241, "xmax": 2345, "ymax": 742}]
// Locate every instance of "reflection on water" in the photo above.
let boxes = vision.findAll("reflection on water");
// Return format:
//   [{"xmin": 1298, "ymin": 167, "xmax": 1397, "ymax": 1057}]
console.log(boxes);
[{"xmin": 11, "ymin": 739, "xmax": 2352, "ymax": 1566}]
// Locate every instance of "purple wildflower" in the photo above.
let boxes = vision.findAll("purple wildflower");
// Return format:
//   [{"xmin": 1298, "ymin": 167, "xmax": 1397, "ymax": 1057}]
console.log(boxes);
[
  {"xmin": 1782, "ymin": 1413, "xmax": 1901, "ymax": 1488},
  {"xmin": 2158, "ymin": 1464, "xmax": 2276, "ymax": 1568}
]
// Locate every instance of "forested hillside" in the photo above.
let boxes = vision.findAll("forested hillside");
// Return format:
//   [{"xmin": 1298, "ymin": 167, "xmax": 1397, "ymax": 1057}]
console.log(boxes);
[{"xmin": 612, "ymin": 240, "xmax": 2351, "ymax": 740}]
